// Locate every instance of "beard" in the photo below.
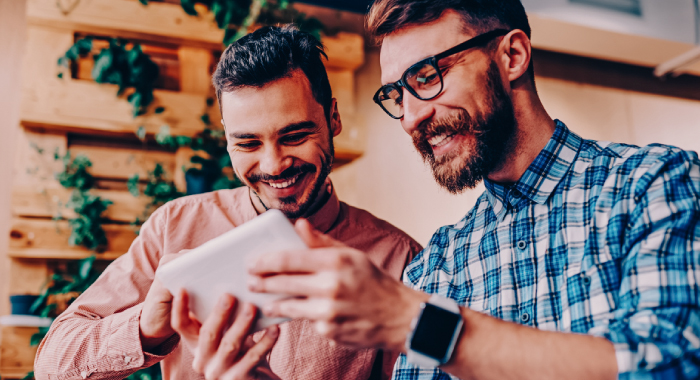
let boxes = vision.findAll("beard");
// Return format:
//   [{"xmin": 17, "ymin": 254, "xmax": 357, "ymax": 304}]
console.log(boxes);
[
  {"xmin": 248, "ymin": 137, "xmax": 334, "ymax": 219},
  {"xmin": 412, "ymin": 61, "xmax": 517, "ymax": 194}
]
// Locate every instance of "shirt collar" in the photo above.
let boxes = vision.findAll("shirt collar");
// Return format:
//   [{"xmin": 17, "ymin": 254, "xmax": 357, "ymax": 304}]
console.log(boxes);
[{"xmin": 485, "ymin": 120, "xmax": 582, "ymax": 220}]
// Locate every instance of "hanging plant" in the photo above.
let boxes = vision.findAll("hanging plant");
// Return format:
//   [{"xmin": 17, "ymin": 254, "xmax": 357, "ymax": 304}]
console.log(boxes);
[
  {"xmin": 128, "ymin": 163, "xmax": 184, "ymax": 227},
  {"xmin": 54, "ymin": 151, "xmax": 113, "ymax": 252},
  {"xmin": 57, "ymin": 37, "xmax": 160, "ymax": 117}
]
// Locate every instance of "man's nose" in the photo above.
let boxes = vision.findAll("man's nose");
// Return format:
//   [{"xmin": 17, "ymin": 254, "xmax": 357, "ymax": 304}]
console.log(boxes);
[
  {"xmin": 400, "ymin": 89, "xmax": 435, "ymax": 135},
  {"xmin": 258, "ymin": 147, "xmax": 292, "ymax": 177}
]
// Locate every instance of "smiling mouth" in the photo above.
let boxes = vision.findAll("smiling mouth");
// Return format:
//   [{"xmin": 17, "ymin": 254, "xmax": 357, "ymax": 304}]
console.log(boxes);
[
  {"xmin": 429, "ymin": 133, "xmax": 456, "ymax": 148},
  {"xmin": 264, "ymin": 173, "xmax": 302, "ymax": 189}
]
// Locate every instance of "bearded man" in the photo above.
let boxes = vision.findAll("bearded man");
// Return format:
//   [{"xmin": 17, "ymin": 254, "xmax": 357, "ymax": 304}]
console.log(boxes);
[{"xmin": 189, "ymin": 1, "xmax": 700, "ymax": 380}]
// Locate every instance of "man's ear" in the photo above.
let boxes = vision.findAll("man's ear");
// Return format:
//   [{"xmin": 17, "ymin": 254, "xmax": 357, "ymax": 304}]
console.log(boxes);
[
  {"xmin": 500, "ymin": 29, "xmax": 532, "ymax": 83},
  {"xmin": 329, "ymin": 98, "xmax": 343, "ymax": 138}
]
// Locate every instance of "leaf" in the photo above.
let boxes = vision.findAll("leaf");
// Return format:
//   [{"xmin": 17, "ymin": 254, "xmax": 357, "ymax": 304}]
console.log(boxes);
[
  {"xmin": 136, "ymin": 125, "xmax": 147, "ymax": 141},
  {"xmin": 139, "ymin": 0, "xmax": 149, "ymax": 4},
  {"xmin": 78, "ymin": 256, "xmax": 96, "ymax": 280},
  {"xmin": 127, "ymin": 174, "xmax": 141, "ymax": 197},
  {"xmin": 180, "ymin": 0, "xmax": 198, "ymax": 15},
  {"xmin": 154, "ymin": 106, "xmax": 165, "ymax": 114},
  {"xmin": 206, "ymin": 97, "xmax": 215, "ymax": 107}
]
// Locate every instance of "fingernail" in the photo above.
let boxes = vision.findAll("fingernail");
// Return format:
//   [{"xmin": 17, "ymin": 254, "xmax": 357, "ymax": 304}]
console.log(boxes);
[
  {"xmin": 247, "ymin": 260, "xmax": 257, "ymax": 273},
  {"xmin": 267, "ymin": 326, "xmax": 279, "ymax": 337},
  {"xmin": 247, "ymin": 277, "xmax": 260, "ymax": 291},
  {"xmin": 262, "ymin": 304, "xmax": 275, "ymax": 316},
  {"xmin": 218, "ymin": 295, "xmax": 231, "ymax": 310}
]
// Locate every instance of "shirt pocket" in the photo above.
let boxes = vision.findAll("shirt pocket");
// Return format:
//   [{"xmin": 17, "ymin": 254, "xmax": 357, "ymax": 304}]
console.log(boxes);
[{"xmin": 563, "ymin": 259, "xmax": 620, "ymax": 333}]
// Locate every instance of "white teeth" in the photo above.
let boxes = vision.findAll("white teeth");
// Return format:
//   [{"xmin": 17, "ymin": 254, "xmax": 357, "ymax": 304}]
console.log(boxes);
[
  {"xmin": 429, "ymin": 134, "xmax": 454, "ymax": 147},
  {"xmin": 267, "ymin": 175, "xmax": 299, "ymax": 189}
]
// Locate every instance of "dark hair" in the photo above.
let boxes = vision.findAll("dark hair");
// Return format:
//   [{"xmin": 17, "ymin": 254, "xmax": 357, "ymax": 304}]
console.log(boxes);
[
  {"xmin": 213, "ymin": 25, "xmax": 333, "ymax": 121},
  {"xmin": 367, "ymin": 0, "xmax": 535, "ymax": 82}
]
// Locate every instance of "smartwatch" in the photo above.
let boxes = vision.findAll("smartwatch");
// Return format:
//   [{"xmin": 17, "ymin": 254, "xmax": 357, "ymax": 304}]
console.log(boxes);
[{"xmin": 405, "ymin": 294, "xmax": 463, "ymax": 367}]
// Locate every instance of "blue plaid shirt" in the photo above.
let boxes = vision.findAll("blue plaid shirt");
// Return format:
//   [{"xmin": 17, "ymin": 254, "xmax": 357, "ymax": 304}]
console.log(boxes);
[{"xmin": 393, "ymin": 121, "xmax": 700, "ymax": 380}]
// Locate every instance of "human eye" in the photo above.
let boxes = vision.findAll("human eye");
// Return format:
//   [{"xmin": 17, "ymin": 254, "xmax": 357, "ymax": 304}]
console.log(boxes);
[
  {"xmin": 235, "ymin": 141, "xmax": 261, "ymax": 151},
  {"xmin": 280, "ymin": 133, "xmax": 311, "ymax": 145}
]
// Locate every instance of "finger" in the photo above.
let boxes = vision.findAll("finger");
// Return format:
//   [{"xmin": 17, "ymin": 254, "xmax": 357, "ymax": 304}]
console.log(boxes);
[
  {"xmin": 171, "ymin": 289, "xmax": 201, "ymax": 348},
  {"xmin": 192, "ymin": 294, "xmax": 236, "ymax": 374},
  {"xmin": 248, "ymin": 248, "xmax": 350, "ymax": 276},
  {"xmin": 262, "ymin": 298, "xmax": 340, "ymax": 321},
  {"xmin": 248, "ymin": 272, "xmax": 338, "ymax": 298},
  {"xmin": 294, "ymin": 219, "xmax": 345, "ymax": 249},
  {"xmin": 221, "ymin": 326, "xmax": 279, "ymax": 380},
  {"xmin": 206, "ymin": 303, "xmax": 257, "ymax": 379}
]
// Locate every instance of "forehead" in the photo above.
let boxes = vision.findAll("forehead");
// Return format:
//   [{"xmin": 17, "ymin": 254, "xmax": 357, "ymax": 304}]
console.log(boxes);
[
  {"xmin": 379, "ymin": 10, "xmax": 473, "ymax": 84},
  {"xmin": 221, "ymin": 70, "xmax": 325, "ymax": 136}
]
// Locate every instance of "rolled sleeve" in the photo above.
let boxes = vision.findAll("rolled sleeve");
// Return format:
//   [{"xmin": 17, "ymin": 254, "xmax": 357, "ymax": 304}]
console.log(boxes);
[{"xmin": 595, "ymin": 151, "xmax": 700, "ymax": 379}]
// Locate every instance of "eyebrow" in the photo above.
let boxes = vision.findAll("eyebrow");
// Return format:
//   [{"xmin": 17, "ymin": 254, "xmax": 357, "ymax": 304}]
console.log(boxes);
[{"xmin": 228, "ymin": 121, "xmax": 318, "ymax": 140}]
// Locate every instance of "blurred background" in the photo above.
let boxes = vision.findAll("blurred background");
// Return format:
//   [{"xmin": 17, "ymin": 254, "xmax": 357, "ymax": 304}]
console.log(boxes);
[{"xmin": 0, "ymin": 0, "xmax": 699, "ymax": 378}]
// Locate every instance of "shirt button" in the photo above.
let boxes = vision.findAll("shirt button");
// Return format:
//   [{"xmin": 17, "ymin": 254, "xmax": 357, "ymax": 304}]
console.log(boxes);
[
  {"xmin": 511, "ymin": 189, "xmax": 521, "ymax": 198},
  {"xmin": 517, "ymin": 240, "xmax": 527, "ymax": 250},
  {"xmin": 582, "ymin": 275, "xmax": 591, "ymax": 285},
  {"xmin": 80, "ymin": 371, "xmax": 88, "ymax": 379},
  {"xmin": 520, "ymin": 312, "xmax": 531, "ymax": 323}
]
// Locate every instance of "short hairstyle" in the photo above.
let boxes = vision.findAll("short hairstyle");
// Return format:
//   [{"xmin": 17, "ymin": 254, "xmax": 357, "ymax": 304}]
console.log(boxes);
[
  {"xmin": 213, "ymin": 25, "xmax": 333, "ymax": 121},
  {"xmin": 367, "ymin": 0, "xmax": 535, "ymax": 81}
]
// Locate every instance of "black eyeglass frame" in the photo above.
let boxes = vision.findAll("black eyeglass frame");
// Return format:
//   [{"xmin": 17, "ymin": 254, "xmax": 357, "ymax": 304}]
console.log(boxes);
[{"xmin": 373, "ymin": 29, "xmax": 511, "ymax": 119}]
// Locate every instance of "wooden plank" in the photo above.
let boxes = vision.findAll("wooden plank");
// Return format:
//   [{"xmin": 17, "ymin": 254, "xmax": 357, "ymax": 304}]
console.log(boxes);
[
  {"xmin": 8, "ymin": 260, "xmax": 50, "ymax": 296},
  {"xmin": 69, "ymin": 145, "xmax": 175, "ymax": 181},
  {"xmin": 7, "ymin": 249, "xmax": 124, "ymax": 261},
  {"xmin": 0, "ymin": 326, "xmax": 38, "ymax": 378},
  {"xmin": 13, "ymin": 129, "xmax": 67, "ymax": 188},
  {"xmin": 327, "ymin": 69, "xmax": 355, "ymax": 115},
  {"xmin": 9, "ymin": 218, "xmax": 137, "ymax": 255},
  {"xmin": 21, "ymin": 77, "xmax": 217, "ymax": 137},
  {"xmin": 21, "ymin": 25, "xmax": 217, "ymax": 137},
  {"xmin": 26, "ymin": 0, "xmax": 365, "ymax": 70},
  {"xmin": 27, "ymin": 0, "xmax": 223, "ymax": 49},
  {"xmin": 179, "ymin": 46, "xmax": 213, "ymax": 95},
  {"xmin": 11, "ymin": 186, "xmax": 149, "ymax": 223},
  {"xmin": 323, "ymin": 32, "xmax": 365, "ymax": 71}
]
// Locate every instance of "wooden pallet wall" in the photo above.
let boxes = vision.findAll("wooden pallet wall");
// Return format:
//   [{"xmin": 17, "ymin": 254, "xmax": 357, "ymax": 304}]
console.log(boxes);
[{"xmin": 1, "ymin": 0, "xmax": 366, "ymax": 377}]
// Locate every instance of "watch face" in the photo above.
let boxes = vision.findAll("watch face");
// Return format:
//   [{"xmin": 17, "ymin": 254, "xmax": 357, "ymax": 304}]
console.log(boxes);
[{"xmin": 410, "ymin": 303, "xmax": 462, "ymax": 360}]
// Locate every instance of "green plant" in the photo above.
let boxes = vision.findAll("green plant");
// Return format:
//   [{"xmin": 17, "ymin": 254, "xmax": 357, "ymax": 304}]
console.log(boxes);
[
  {"xmin": 58, "ymin": 37, "xmax": 160, "ymax": 117},
  {"xmin": 128, "ymin": 163, "xmax": 184, "ymax": 226},
  {"xmin": 54, "ymin": 151, "xmax": 113, "ymax": 252},
  {"xmin": 28, "ymin": 256, "xmax": 102, "ymax": 346}
]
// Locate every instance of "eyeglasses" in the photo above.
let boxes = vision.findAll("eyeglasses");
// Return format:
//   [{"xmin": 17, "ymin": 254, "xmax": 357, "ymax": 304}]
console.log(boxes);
[{"xmin": 373, "ymin": 29, "xmax": 510, "ymax": 120}]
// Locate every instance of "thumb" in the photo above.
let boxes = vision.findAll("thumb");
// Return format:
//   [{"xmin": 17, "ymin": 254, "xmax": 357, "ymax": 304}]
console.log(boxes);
[{"xmin": 294, "ymin": 219, "xmax": 344, "ymax": 249}]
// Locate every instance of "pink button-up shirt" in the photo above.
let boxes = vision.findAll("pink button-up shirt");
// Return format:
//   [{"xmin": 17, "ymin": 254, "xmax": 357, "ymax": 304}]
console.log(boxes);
[{"xmin": 34, "ymin": 184, "xmax": 422, "ymax": 380}]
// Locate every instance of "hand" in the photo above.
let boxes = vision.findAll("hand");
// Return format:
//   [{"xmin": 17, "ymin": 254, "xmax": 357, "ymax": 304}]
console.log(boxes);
[
  {"xmin": 140, "ymin": 251, "xmax": 188, "ymax": 351},
  {"xmin": 171, "ymin": 291, "xmax": 281, "ymax": 380},
  {"xmin": 247, "ymin": 219, "xmax": 429, "ymax": 351}
]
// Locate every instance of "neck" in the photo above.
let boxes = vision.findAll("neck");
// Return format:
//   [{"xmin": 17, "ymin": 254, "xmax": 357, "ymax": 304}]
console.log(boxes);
[{"xmin": 487, "ymin": 86, "xmax": 555, "ymax": 184}]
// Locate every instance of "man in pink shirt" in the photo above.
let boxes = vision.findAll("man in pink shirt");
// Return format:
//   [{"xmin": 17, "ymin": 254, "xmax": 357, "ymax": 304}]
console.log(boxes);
[{"xmin": 34, "ymin": 25, "xmax": 422, "ymax": 380}]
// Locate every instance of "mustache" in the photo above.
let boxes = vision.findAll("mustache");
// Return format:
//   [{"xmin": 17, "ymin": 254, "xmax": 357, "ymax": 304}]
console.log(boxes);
[
  {"xmin": 411, "ymin": 109, "xmax": 478, "ymax": 160},
  {"xmin": 247, "ymin": 163, "xmax": 316, "ymax": 183}
]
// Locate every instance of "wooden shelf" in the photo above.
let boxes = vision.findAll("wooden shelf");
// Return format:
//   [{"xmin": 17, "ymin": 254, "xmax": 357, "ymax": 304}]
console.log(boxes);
[
  {"xmin": 12, "ymin": 186, "xmax": 150, "ymax": 223},
  {"xmin": 9, "ymin": 218, "xmax": 137, "ymax": 255},
  {"xmin": 7, "ymin": 249, "xmax": 124, "ymax": 261},
  {"xmin": 26, "ymin": 0, "xmax": 365, "ymax": 71}
]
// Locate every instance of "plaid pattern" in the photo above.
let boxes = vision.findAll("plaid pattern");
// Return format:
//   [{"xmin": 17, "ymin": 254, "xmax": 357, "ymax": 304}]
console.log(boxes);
[{"xmin": 394, "ymin": 121, "xmax": 700, "ymax": 380}]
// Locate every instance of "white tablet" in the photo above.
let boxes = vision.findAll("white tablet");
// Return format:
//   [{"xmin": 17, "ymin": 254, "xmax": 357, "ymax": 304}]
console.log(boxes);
[{"xmin": 156, "ymin": 209, "xmax": 305, "ymax": 332}]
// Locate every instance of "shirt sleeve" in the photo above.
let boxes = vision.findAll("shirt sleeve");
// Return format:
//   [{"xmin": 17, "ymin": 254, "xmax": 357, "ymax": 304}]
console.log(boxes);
[
  {"xmin": 33, "ymin": 205, "xmax": 180, "ymax": 380},
  {"xmin": 592, "ymin": 150, "xmax": 700, "ymax": 379}
]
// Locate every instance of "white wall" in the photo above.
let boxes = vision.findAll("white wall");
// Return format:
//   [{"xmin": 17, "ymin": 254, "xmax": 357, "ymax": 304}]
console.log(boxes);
[
  {"xmin": 332, "ymin": 50, "xmax": 700, "ymax": 246},
  {"xmin": 0, "ymin": 0, "xmax": 27, "ymax": 316}
]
